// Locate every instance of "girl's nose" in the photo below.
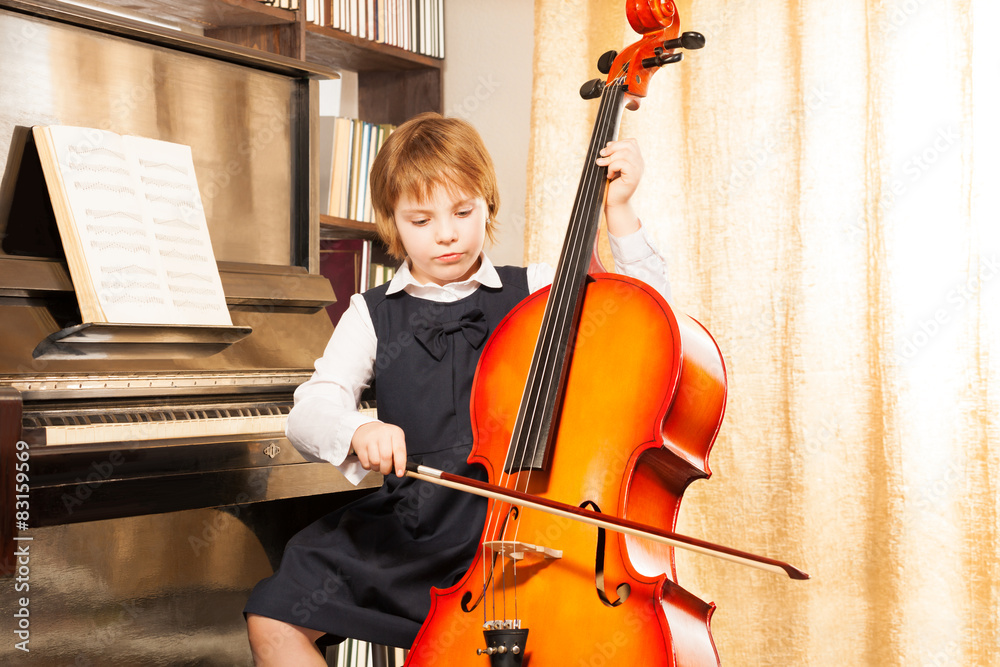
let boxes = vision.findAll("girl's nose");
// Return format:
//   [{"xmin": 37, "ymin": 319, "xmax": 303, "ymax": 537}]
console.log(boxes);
[{"xmin": 435, "ymin": 219, "xmax": 458, "ymax": 243}]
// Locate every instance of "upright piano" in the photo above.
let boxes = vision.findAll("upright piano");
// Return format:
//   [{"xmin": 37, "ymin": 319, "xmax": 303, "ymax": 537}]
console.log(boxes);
[{"xmin": 0, "ymin": 1, "xmax": 379, "ymax": 663}]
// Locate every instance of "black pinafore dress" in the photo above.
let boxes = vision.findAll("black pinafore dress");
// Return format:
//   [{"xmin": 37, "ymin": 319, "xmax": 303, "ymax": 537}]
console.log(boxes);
[{"xmin": 244, "ymin": 266, "xmax": 529, "ymax": 648}]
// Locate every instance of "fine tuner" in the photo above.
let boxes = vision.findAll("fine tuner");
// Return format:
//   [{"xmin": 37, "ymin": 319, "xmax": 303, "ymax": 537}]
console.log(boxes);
[
  {"xmin": 476, "ymin": 624, "xmax": 527, "ymax": 666},
  {"xmin": 580, "ymin": 30, "xmax": 706, "ymax": 100}
]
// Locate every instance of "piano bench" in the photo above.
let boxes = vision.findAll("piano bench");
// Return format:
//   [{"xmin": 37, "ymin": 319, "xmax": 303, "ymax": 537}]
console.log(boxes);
[{"xmin": 325, "ymin": 641, "xmax": 403, "ymax": 666}]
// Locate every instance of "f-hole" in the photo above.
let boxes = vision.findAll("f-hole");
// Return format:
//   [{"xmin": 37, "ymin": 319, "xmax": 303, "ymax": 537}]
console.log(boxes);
[{"xmin": 580, "ymin": 500, "xmax": 631, "ymax": 607}]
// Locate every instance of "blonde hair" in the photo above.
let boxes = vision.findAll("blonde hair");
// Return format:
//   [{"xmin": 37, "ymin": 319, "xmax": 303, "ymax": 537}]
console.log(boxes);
[{"xmin": 369, "ymin": 113, "xmax": 500, "ymax": 260}]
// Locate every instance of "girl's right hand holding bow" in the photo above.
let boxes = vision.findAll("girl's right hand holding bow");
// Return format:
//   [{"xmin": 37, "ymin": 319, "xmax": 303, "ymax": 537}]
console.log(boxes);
[{"xmin": 351, "ymin": 422, "xmax": 408, "ymax": 477}]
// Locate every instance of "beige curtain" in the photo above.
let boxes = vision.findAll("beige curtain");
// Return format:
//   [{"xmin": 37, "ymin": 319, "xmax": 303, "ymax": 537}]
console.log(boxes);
[{"xmin": 524, "ymin": 1, "xmax": 998, "ymax": 664}]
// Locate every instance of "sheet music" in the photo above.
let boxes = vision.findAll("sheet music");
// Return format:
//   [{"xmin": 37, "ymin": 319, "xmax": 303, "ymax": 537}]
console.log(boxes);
[
  {"xmin": 41, "ymin": 126, "xmax": 231, "ymax": 326},
  {"xmin": 127, "ymin": 135, "xmax": 231, "ymax": 325}
]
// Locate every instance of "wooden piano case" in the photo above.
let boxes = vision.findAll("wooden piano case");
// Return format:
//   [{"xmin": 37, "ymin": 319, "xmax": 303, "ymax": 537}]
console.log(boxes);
[{"xmin": 0, "ymin": 1, "xmax": 380, "ymax": 663}]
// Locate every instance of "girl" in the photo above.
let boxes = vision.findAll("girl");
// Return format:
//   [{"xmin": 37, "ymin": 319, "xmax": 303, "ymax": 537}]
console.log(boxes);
[{"xmin": 244, "ymin": 112, "xmax": 671, "ymax": 665}]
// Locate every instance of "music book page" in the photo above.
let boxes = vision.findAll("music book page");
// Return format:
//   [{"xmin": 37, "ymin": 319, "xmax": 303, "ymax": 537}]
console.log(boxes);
[{"xmin": 33, "ymin": 125, "xmax": 232, "ymax": 326}]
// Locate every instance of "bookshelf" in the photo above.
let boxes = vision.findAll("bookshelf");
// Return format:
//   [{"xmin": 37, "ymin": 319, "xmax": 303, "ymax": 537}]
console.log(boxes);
[{"xmin": 320, "ymin": 214, "xmax": 377, "ymax": 239}]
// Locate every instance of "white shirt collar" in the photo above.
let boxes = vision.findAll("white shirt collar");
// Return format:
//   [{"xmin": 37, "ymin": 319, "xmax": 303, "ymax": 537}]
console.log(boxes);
[{"xmin": 385, "ymin": 253, "xmax": 503, "ymax": 296}]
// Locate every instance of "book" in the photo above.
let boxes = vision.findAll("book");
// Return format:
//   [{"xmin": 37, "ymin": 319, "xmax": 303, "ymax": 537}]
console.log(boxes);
[
  {"xmin": 320, "ymin": 0, "xmax": 441, "ymax": 57},
  {"xmin": 340, "ymin": 119, "xmax": 356, "ymax": 218},
  {"xmin": 32, "ymin": 125, "xmax": 232, "ymax": 326},
  {"xmin": 319, "ymin": 238, "xmax": 368, "ymax": 325},
  {"xmin": 361, "ymin": 124, "xmax": 378, "ymax": 223},
  {"xmin": 327, "ymin": 116, "xmax": 353, "ymax": 217},
  {"xmin": 325, "ymin": 117, "xmax": 395, "ymax": 222},
  {"xmin": 352, "ymin": 119, "xmax": 369, "ymax": 222},
  {"xmin": 368, "ymin": 240, "xmax": 396, "ymax": 289},
  {"xmin": 352, "ymin": 121, "xmax": 367, "ymax": 222}
]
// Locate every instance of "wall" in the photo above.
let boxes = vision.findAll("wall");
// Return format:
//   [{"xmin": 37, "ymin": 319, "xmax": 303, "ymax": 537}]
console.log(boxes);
[
  {"xmin": 442, "ymin": 0, "xmax": 534, "ymax": 266},
  {"xmin": 320, "ymin": 1, "xmax": 534, "ymax": 265}
]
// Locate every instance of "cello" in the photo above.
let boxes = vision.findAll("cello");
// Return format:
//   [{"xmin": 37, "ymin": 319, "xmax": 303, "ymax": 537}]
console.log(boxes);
[{"xmin": 402, "ymin": 2, "xmax": 807, "ymax": 664}]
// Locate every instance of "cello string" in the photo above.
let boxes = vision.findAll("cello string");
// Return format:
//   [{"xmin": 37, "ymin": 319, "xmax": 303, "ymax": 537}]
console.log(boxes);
[
  {"xmin": 478, "ymin": 70, "xmax": 627, "ymax": 626},
  {"xmin": 518, "ymin": 78, "xmax": 622, "ymax": 476},
  {"xmin": 482, "ymin": 542, "xmax": 489, "ymax": 626},
  {"xmin": 504, "ymin": 77, "xmax": 625, "ymax": 547},
  {"xmin": 508, "ymin": 80, "xmax": 620, "ymax": 624},
  {"xmin": 492, "ymin": 80, "xmax": 614, "ymax": 624},
  {"xmin": 511, "ymin": 77, "xmax": 625, "ymax": 492},
  {"xmin": 503, "ymin": 77, "xmax": 623, "ymax": 536},
  {"xmin": 492, "ymin": 83, "xmax": 616, "ymax": 492},
  {"xmin": 499, "ymin": 84, "xmax": 625, "ymax": 636}
]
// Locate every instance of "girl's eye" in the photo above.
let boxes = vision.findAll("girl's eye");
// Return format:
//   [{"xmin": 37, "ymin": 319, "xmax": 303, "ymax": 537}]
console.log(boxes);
[
  {"xmin": 456, "ymin": 209, "xmax": 472, "ymax": 218},
  {"xmin": 412, "ymin": 218, "xmax": 430, "ymax": 226}
]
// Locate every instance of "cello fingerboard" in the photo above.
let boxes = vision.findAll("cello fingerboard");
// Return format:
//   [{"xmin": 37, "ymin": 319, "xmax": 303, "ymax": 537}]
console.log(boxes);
[{"xmin": 504, "ymin": 79, "xmax": 626, "ymax": 473}]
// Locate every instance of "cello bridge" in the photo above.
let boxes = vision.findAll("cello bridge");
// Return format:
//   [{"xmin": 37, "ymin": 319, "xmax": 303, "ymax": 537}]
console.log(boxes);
[{"xmin": 483, "ymin": 540, "xmax": 562, "ymax": 561}]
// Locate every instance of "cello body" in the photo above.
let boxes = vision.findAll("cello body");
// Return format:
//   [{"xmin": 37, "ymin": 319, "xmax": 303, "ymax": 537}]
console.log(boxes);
[{"xmin": 404, "ymin": 274, "xmax": 727, "ymax": 666}]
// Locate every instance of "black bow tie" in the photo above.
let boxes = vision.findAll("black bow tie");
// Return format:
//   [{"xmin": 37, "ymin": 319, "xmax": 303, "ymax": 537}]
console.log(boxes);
[{"xmin": 413, "ymin": 309, "xmax": 489, "ymax": 360}]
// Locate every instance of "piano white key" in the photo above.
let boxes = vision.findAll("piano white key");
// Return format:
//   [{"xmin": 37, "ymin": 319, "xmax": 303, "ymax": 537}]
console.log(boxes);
[
  {"xmin": 26, "ymin": 401, "xmax": 375, "ymax": 447},
  {"xmin": 36, "ymin": 413, "xmax": 290, "ymax": 445}
]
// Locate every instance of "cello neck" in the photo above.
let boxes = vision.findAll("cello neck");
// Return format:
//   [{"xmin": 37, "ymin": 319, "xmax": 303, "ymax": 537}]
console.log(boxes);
[{"xmin": 504, "ymin": 80, "xmax": 627, "ymax": 474}]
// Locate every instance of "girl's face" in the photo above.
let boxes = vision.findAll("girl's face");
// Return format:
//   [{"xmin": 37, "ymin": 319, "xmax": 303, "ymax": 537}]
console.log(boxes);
[{"xmin": 393, "ymin": 183, "xmax": 488, "ymax": 286}]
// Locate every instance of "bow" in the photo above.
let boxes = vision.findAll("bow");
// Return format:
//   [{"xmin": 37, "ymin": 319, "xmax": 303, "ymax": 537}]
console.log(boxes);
[{"xmin": 413, "ymin": 309, "xmax": 489, "ymax": 360}]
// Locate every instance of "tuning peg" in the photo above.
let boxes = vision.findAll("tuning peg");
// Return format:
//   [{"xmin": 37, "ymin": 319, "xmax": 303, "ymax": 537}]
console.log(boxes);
[
  {"xmin": 640, "ymin": 51, "xmax": 682, "ymax": 69},
  {"xmin": 639, "ymin": 30, "xmax": 704, "ymax": 70},
  {"xmin": 597, "ymin": 50, "xmax": 618, "ymax": 74},
  {"xmin": 662, "ymin": 31, "xmax": 706, "ymax": 52},
  {"xmin": 579, "ymin": 78, "xmax": 605, "ymax": 100}
]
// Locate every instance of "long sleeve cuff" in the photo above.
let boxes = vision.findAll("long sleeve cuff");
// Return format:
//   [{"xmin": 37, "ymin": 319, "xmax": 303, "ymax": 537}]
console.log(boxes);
[
  {"xmin": 332, "ymin": 410, "xmax": 380, "ymax": 484},
  {"xmin": 606, "ymin": 224, "xmax": 672, "ymax": 302},
  {"xmin": 607, "ymin": 223, "xmax": 656, "ymax": 263},
  {"xmin": 285, "ymin": 395, "xmax": 379, "ymax": 486},
  {"xmin": 337, "ymin": 459, "xmax": 373, "ymax": 486}
]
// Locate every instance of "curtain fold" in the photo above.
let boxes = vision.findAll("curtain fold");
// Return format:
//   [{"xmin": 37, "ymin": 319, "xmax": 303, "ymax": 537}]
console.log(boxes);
[{"xmin": 524, "ymin": 1, "xmax": 998, "ymax": 664}]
